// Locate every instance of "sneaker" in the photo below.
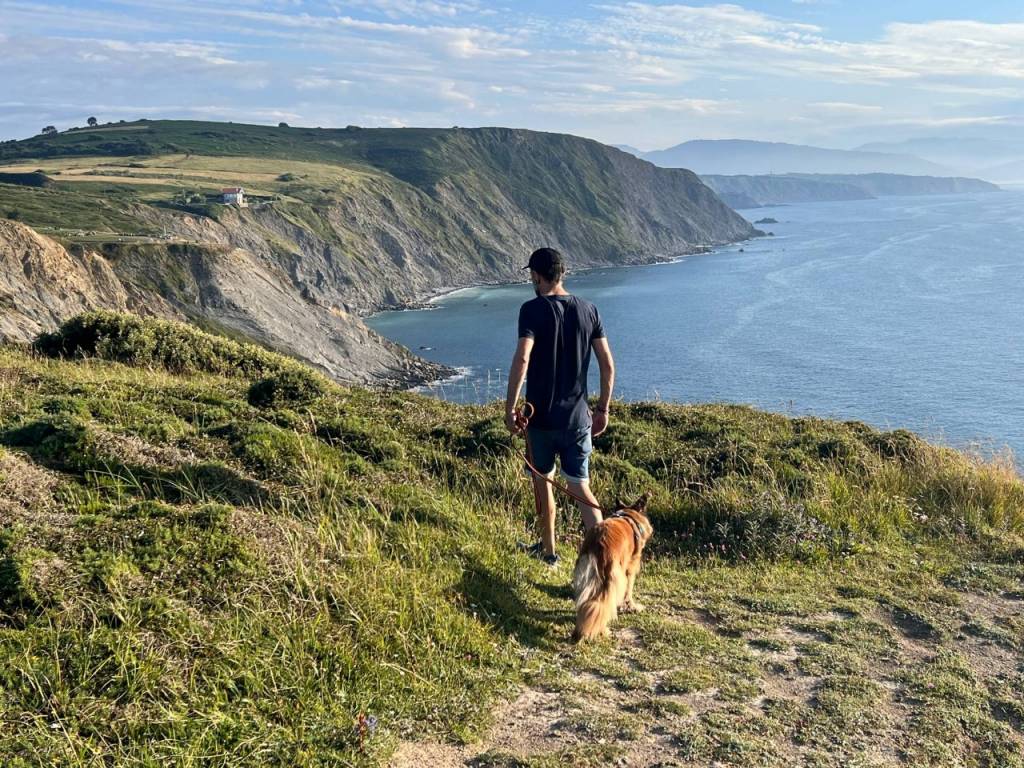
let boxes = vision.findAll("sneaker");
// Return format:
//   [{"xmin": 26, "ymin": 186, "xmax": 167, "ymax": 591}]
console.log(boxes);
[
  {"xmin": 541, "ymin": 553, "xmax": 561, "ymax": 568},
  {"xmin": 518, "ymin": 541, "xmax": 544, "ymax": 556}
]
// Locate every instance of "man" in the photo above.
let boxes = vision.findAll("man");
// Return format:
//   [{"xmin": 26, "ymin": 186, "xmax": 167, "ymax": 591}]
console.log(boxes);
[{"xmin": 505, "ymin": 247, "xmax": 615, "ymax": 566}]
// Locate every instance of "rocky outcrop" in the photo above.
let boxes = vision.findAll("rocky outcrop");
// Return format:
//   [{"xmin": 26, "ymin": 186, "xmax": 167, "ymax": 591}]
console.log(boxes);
[{"xmin": 0, "ymin": 221, "xmax": 447, "ymax": 385}]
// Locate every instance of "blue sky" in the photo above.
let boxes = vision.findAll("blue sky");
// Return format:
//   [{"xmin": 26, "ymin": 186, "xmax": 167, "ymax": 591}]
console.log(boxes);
[{"xmin": 1, "ymin": 1, "xmax": 1022, "ymax": 149}]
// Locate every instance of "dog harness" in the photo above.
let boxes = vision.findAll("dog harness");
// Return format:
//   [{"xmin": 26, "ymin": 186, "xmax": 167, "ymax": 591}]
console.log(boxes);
[{"xmin": 608, "ymin": 509, "xmax": 646, "ymax": 547}]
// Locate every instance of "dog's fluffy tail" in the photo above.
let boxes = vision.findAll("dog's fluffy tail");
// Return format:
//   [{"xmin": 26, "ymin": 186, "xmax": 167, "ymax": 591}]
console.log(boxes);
[{"xmin": 572, "ymin": 552, "xmax": 620, "ymax": 642}]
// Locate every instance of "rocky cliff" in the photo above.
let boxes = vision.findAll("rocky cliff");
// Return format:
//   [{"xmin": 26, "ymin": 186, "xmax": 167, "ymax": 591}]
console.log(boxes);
[{"xmin": 0, "ymin": 220, "xmax": 445, "ymax": 385}]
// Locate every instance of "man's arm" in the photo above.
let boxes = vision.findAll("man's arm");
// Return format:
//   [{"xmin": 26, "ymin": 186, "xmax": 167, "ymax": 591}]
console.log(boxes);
[
  {"xmin": 591, "ymin": 337, "xmax": 615, "ymax": 437},
  {"xmin": 505, "ymin": 336, "xmax": 534, "ymax": 433}
]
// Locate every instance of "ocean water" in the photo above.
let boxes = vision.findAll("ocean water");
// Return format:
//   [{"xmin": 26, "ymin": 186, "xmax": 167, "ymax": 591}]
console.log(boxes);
[{"xmin": 367, "ymin": 192, "xmax": 1024, "ymax": 461}]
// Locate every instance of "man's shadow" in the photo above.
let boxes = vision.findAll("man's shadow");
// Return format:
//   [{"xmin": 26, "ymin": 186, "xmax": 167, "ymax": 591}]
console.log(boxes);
[{"xmin": 459, "ymin": 558, "xmax": 574, "ymax": 649}]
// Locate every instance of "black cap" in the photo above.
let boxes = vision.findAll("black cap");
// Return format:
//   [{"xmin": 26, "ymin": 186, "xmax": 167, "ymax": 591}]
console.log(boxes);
[{"xmin": 523, "ymin": 247, "xmax": 564, "ymax": 274}]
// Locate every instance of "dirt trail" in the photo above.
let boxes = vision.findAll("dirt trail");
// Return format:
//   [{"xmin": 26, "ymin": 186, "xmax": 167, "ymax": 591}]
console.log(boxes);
[{"xmin": 391, "ymin": 582, "xmax": 1024, "ymax": 767}]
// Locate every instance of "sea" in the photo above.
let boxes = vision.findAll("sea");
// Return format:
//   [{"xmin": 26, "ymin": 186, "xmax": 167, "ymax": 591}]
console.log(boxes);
[{"xmin": 367, "ymin": 192, "xmax": 1024, "ymax": 463}]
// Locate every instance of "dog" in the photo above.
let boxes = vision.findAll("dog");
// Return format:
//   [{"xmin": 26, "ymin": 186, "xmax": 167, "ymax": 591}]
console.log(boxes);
[{"xmin": 572, "ymin": 493, "xmax": 654, "ymax": 642}]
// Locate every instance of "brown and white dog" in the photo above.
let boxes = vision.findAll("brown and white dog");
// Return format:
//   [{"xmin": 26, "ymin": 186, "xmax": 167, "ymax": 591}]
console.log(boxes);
[{"xmin": 572, "ymin": 494, "xmax": 654, "ymax": 642}]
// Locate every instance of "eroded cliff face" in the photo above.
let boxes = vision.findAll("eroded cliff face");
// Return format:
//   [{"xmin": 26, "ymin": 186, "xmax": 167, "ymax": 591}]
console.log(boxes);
[
  {"xmin": 0, "ymin": 220, "xmax": 138, "ymax": 340},
  {"xmin": 0, "ymin": 221, "xmax": 446, "ymax": 386},
  {"xmin": 133, "ymin": 136, "xmax": 757, "ymax": 317}
]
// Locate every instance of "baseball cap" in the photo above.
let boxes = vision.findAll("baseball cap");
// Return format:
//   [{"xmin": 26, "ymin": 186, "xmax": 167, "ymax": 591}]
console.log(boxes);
[{"xmin": 523, "ymin": 247, "xmax": 564, "ymax": 273}]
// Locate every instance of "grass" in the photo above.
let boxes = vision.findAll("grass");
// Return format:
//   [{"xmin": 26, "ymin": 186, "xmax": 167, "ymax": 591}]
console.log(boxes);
[{"xmin": 1, "ymin": 314, "xmax": 1023, "ymax": 766}]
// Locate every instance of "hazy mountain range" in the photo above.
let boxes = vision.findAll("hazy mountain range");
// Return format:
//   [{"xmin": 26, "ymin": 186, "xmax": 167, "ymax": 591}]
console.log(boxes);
[
  {"xmin": 640, "ymin": 140, "xmax": 952, "ymax": 177},
  {"xmin": 631, "ymin": 137, "xmax": 1024, "ymax": 184},
  {"xmin": 701, "ymin": 173, "xmax": 1000, "ymax": 209}
]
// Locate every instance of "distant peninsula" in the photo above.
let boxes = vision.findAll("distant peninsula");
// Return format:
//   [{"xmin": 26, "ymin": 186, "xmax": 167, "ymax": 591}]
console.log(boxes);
[{"xmin": 701, "ymin": 173, "xmax": 1000, "ymax": 209}]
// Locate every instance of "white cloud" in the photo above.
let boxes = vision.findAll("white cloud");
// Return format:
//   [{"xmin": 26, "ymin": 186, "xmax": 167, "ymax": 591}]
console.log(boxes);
[{"xmin": 811, "ymin": 102, "xmax": 883, "ymax": 114}]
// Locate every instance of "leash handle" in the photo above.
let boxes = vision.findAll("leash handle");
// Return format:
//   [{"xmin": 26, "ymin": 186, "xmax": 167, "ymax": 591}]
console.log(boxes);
[{"xmin": 512, "ymin": 401, "xmax": 534, "ymax": 436}]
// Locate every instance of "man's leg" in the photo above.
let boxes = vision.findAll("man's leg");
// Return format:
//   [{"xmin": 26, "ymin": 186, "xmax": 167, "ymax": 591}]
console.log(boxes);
[
  {"xmin": 532, "ymin": 474, "xmax": 558, "ymax": 556},
  {"xmin": 525, "ymin": 428, "xmax": 558, "ymax": 556},
  {"xmin": 568, "ymin": 480, "xmax": 603, "ymax": 530},
  {"xmin": 563, "ymin": 426, "xmax": 601, "ymax": 530}
]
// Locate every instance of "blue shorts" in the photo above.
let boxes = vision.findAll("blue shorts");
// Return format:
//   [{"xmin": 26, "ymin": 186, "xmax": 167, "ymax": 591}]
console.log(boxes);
[{"xmin": 525, "ymin": 425, "xmax": 592, "ymax": 482}]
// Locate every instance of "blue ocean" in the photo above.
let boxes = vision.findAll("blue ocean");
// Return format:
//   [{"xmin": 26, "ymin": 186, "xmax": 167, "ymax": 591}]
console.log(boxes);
[{"xmin": 368, "ymin": 192, "xmax": 1024, "ymax": 462}]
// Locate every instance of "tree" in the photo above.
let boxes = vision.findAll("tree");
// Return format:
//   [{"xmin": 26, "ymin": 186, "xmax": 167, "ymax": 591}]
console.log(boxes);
[
  {"xmin": 41, "ymin": 126, "xmax": 57, "ymax": 135},
  {"xmin": 278, "ymin": 122, "xmax": 289, "ymax": 128},
  {"xmin": 87, "ymin": 116, "xmax": 98, "ymax": 127}
]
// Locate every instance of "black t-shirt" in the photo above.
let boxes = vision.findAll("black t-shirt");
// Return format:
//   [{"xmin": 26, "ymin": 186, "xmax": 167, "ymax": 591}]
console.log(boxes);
[{"xmin": 518, "ymin": 294, "xmax": 605, "ymax": 430}]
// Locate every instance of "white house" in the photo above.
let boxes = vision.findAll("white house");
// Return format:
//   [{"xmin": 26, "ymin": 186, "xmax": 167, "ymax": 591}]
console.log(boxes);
[{"xmin": 221, "ymin": 187, "xmax": 245, "ymax": 205}]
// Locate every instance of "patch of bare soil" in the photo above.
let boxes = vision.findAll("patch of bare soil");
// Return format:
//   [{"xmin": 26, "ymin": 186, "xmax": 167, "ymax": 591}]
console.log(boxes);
[{"xmin": 390, "ymin": 688, "xmax": 570, "ymax": 768}]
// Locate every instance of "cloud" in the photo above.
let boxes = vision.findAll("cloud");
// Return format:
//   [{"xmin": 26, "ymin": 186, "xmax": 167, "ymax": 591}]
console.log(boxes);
[
  {"xmin": 811, "ymin": 102, "xmax": 883, "ymax": 114},
  {"xmin": 339, "ymin": 0, "xmax": 481, "ymax": 19}
]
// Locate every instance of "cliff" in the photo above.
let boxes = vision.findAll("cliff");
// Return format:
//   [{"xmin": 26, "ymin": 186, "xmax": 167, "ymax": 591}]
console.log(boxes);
[
  {"xmin": 0, "ymin": 219, "xmax": 445, "ymax": 385},
  {"xmin": 0, "ymin": 121, "xmax": 757, "ymax": 382}
]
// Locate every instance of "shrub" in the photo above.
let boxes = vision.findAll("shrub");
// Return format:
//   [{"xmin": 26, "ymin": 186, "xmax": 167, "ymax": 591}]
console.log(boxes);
[
  {"xmin": 34, "ymin": 311, "xmax": 310, "ymax": 380},
  {"xmin": 247, "ymin": 368, "xmax": 327, "ymax": 409}
]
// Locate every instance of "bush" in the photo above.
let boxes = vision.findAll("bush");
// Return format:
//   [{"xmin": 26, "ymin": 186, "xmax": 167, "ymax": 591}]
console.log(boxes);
[
  {"xmin": 247, "ymin": 368, "xmax": 327, "ymax": 409},
  {"xmin": 34, "ymin": 311, "xmax": 310, "ymax": 380}
]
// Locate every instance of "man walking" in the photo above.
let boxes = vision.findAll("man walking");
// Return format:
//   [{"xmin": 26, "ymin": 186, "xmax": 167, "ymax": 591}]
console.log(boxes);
[{"xmin": 505, "ymin": 247, "xmax": 615, "ymax": 566}]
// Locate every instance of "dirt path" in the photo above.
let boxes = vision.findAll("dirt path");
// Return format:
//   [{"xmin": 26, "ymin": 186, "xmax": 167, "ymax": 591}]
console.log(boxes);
[{"xmin": 391, "ymin": 560, "xmax": 1024, "ymax": 767}]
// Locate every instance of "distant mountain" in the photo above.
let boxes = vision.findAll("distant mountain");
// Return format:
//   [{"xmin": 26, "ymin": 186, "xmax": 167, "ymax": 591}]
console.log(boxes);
[
  {"xmin": 701, "ymin": 173, "xmax": 1000, "ymax": 208},
  {"xmin": 644, "ymin": 139, "xmax": 952, "ymax": 176},
  {"xmin": 613, "ymin": 144, "xmax": 643, "ymax": 157}
]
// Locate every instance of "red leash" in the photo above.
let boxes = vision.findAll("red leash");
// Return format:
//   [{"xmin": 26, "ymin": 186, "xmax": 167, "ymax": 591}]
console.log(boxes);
[{"xmin": 512, "ymin": 402, "xmax": 607, "ymax": 513}]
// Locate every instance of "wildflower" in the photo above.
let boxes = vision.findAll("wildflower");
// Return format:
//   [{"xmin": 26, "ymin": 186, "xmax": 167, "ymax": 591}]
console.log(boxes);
[{"xmin": 355, "ymin": 712, "xmax": 379, "ymax": 751}]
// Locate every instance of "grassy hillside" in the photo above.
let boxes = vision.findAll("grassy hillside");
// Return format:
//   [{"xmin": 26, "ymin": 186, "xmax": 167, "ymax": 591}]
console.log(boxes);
[
  {"xmin": 1, "ymin": 315, "xmax": 1022, "ymax": 766},
  {"xmin": 0, "ymin": 120, "xmax": 753, "ymax": 250}
]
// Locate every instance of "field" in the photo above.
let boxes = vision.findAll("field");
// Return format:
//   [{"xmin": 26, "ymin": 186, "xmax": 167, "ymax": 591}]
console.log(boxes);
[
  {"xmin": 0, "ymin": 313, "xmax": 1021, "ymax": 767},
  {"xmin": 0, "ymin": 152, "xmax": 380, "ymax": 240}
]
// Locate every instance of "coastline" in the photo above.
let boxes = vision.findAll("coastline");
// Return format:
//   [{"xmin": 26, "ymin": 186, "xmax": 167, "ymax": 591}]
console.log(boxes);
[
  {"xmin": 401, "ymin": 240, "xmax": 736, "ymax": 309},
  {"xmin": 372, "ymin": 240, "xmax": 750, "ymax": 392},
  {"xmin": 370, "ymin": 235, "xmax": 760, "ymax": 391}
]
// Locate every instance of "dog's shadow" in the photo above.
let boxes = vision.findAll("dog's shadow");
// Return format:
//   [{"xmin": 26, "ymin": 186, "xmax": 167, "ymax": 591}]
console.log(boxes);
[
  {"xmin": 535, "ymin": 582, "xmax": 573, "ymax": 601},
  {"xmin": 459, "ymin": 560, "xmax": 573, "ymax": 649}
]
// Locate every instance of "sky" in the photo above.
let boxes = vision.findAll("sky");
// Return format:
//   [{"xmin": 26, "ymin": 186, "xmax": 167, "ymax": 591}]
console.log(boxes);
[{"xmin": 2, "ymin": 0, "xmax": 1023, "ymax": 149}]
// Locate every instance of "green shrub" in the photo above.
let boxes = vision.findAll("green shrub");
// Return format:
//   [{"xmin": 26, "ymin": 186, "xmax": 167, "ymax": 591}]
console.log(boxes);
[
  {"xmin": 34, "ymin": 311, "xmax": 305, "ymax": 379},
  {"xmin": 247, "ymin": 368, "xmax": 328, "ymax": 409},
  {"xmin": 656, "ymin": 488, "xmax": 852, "ymax": 562}
]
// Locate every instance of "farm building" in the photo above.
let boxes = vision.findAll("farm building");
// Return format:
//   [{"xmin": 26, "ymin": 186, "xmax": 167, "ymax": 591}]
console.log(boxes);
[{"xmin": 221, "ymin": 187, "xmax": 245, "ymax": 205}]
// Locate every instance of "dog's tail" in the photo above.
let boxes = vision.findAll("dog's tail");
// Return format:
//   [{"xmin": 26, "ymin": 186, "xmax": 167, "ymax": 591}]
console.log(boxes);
[{"xmin": 572, "ymin": 551, "xmax": 619, "ymax": 642}]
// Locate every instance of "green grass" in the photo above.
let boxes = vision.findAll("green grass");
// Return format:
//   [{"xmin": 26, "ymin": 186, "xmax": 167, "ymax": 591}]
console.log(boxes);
[
  {"xmin": 1, "ymin": 314, "xmax": 1022, "ymax": 765},
  {"xmin": 0, "ymin": 182, "xmax": 158, "ymax": 234}
]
